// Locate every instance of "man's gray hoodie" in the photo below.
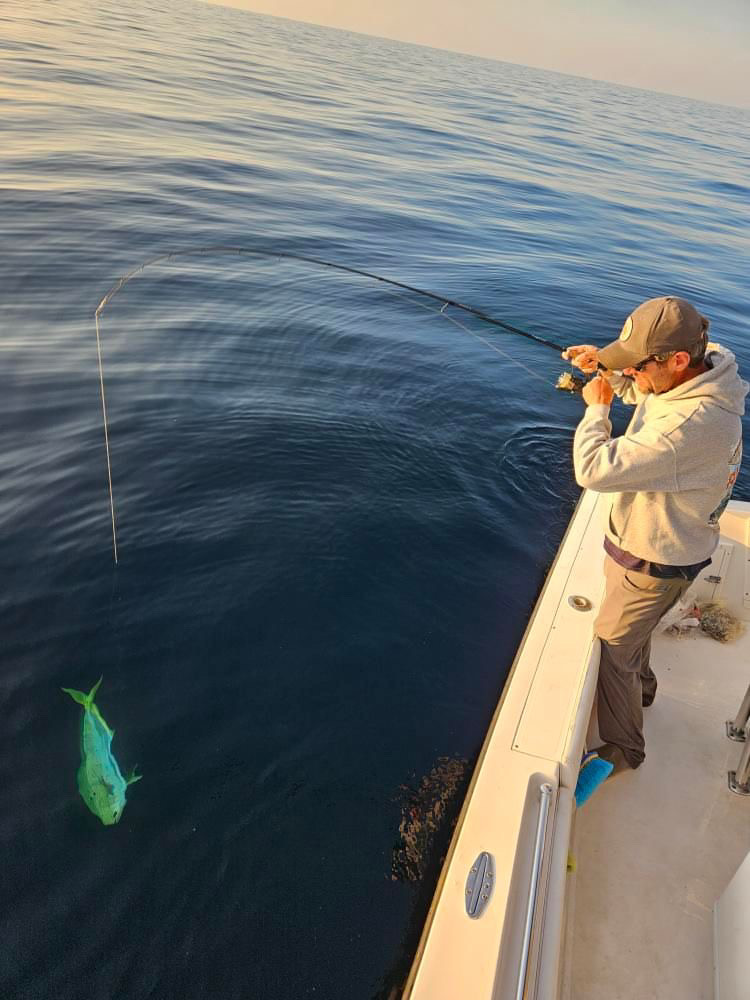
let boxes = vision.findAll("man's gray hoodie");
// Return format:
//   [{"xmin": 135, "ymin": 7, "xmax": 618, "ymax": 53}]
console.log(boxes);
[{"xmin": 573, "ymin": 344, "xmax": 748, "ymax": 565}]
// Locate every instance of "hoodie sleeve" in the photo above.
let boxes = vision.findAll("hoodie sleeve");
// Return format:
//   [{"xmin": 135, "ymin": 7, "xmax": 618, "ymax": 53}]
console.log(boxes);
[{"xmin": 574, "ymin": 404, "xmax": 679, "ymax": 493}]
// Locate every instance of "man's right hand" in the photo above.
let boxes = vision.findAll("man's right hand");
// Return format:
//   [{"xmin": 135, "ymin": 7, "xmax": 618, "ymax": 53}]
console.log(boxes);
[{"xmin": 562, "ymin": 344, "xmax": 611, "ymax": 376}]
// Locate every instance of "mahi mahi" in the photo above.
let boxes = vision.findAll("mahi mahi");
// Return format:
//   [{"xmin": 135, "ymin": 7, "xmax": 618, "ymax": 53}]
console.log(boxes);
[{"xmin": 62, "ymin": 677, "xmax": 141, "ymax": 825}]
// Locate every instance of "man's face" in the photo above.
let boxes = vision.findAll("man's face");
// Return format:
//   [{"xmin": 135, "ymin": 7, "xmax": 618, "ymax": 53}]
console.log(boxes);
[{"xmin": 622, "ymin": 352, "xmax": 688, "ymax": 394}]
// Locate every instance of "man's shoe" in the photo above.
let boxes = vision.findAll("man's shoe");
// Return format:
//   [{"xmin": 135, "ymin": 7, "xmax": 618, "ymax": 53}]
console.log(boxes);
[{"xmin": 575, "ymin": 751, "xmax": 614, "ymax": 807}]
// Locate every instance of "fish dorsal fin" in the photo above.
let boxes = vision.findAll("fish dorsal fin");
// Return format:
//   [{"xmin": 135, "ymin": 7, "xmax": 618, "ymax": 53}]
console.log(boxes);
[{"xmin": 90, "ymin": 703, "xmax": 114, "ymax": 736}]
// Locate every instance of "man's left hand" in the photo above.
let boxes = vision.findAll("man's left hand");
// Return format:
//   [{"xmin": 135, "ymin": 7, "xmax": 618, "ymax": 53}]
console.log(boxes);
[{"xmin": 582, "ymin": 375, "xmax": 614, "ymax": 406}]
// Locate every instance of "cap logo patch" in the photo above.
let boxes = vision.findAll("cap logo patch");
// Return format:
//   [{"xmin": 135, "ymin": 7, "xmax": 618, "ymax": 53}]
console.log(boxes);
[{"xmin": 619, "ymin": 316, "xmax": 633, "ymax": 341}]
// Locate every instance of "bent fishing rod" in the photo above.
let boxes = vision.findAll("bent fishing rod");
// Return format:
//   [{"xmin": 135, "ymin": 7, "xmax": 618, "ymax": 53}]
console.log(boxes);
[
  {"xmin": 94, "ymin": 245, "xmax": 582, "ymax": 564},
  {"xmin": 96, "ymin": 245, "xmax": 567, "ymax": 351}
]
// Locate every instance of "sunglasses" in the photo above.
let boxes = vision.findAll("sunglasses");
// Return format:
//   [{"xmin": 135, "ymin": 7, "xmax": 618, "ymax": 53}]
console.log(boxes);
[{"xmin": 632, "ymin": 352, "xmax": 673, "ymax": 372}]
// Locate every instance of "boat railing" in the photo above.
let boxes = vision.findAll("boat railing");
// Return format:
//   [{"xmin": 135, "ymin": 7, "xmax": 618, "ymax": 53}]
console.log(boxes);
[
  {"xmin": 726, "ymin": 681, "xmax": 750, "ymax": 742},
  {"xmin": 727, "ymin": 681, "xmax": 750, "ymax": 794},
  {"xmin": 515, "ymin": 782, "xmax": 553, "ymax": 1000}
]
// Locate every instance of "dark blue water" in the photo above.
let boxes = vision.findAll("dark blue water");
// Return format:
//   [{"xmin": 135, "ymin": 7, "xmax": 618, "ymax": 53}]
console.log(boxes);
[{"xmin": 2, "ymin": 1, "xmax": 750, "ymax": 997}]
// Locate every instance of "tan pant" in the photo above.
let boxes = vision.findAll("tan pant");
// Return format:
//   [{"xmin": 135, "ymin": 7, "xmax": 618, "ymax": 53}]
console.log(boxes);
[{"xmin": 594, "ymin": 557, "xmax": 692, "ymax": 768}]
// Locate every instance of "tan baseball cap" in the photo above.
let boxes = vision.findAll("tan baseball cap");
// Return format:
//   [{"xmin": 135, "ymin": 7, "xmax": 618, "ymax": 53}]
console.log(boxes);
[{"xmin": 598, "ymin": 296, "xmax": 709, "ymax": 371}]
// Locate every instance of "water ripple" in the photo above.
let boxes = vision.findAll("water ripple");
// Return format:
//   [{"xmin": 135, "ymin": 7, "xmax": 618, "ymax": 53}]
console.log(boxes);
[{"xmin": 2, "ymin": 2, "xmax": 749, "ymax": 998}]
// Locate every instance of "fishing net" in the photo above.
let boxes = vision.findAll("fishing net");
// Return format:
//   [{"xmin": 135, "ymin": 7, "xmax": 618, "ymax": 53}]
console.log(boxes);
[{"xmin": 661, "ymin": 598, "xmax": 744, "ymax": 642}]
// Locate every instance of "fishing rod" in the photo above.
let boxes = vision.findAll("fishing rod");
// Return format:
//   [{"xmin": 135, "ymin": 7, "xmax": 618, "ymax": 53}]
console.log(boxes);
[
  {"xmin": 96, "ymin": 245, "xmax": 567, "ymax": 352},
  {"xmin": 94, "ymin": 246, "xmax": 577, "ymax": 564}
]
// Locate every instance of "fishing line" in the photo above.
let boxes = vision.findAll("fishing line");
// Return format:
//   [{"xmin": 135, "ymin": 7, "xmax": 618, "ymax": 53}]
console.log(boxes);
[
  {"xmin": 95, "ymin": 309, "xmax": 119, "ymax": 564},
  {"xmin": 94, "ymin": 246, "xmax": 568, "ymax": 564},
  {"xmin": 381, "ymin": 283, "xmax": 553, "ymax": 387}
]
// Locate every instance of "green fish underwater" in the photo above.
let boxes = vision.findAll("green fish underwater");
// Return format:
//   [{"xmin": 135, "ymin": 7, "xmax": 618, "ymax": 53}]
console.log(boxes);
[{"xmin": 62, "ymin": 677, "xmax": 141, "ymax": 825}]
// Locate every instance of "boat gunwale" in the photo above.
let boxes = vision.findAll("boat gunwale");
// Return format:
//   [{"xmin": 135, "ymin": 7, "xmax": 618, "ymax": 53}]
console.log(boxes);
[{"xmin": 401, "ymin": 489, "xmax": 591, "ymax": 996}]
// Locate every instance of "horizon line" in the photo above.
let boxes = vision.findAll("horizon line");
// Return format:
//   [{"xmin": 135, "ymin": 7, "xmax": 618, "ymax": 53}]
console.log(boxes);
[{"xmin": 201, "ymin": 0, "xmax": 750, "ymax": 113}]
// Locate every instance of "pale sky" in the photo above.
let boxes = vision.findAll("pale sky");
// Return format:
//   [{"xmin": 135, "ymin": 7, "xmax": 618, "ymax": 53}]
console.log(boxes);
[{"xmin": 203, "ymin": 0, "xmax": 750, "ymax": 108}]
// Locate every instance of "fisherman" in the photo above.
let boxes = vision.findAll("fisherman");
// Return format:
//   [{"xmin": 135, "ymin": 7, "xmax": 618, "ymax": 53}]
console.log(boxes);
[{"xmin": 564, "ymin": 296, "xmax": 748, "ymax": 774}]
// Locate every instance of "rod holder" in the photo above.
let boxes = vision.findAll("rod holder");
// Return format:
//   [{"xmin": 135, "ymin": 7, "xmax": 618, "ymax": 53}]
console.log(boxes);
[
  {"xmin": 728, "ymin": 721, "xmax": 750, "ymax": 796},
  {"xmin": 726, "ymin": 682, "xmax": 750, "ymax": 742}
]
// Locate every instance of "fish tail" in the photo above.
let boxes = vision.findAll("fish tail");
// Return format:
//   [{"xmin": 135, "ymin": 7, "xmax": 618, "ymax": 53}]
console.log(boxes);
[
  {"xmin": 126, "ymin": 765, "xmax": 143, "ymax": 785},
  {"xmin": 61, "ymin": 686, "xmax": 88, "ymax": 706},
  {"xmin": 88, "ymin": 676, "xmax": 104, "ymax": 705},
  {"xmin": 62, "ymin": 676, "xmax": 104, "ymax": 709}
]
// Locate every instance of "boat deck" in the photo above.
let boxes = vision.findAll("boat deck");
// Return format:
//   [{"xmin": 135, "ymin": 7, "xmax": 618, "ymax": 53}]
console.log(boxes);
[
  {"xmin": 567, "ymin": 511, "xmax": 750, "ymax": 999},
  {"xmin": 403, "ymin": 495, "xmax": 750, "ymax": 1000}
]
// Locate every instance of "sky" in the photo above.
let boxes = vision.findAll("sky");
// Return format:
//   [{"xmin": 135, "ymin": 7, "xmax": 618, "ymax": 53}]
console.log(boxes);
[{"xmin": 203, "ymin": 0, "xmax": 750, "ymax": 108}]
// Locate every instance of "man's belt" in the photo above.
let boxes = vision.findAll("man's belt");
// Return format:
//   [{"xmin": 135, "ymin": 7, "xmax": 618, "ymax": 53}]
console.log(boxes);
[{"xmin": 604, "ymin": 537, "xmax": 712, "ymax": 581}]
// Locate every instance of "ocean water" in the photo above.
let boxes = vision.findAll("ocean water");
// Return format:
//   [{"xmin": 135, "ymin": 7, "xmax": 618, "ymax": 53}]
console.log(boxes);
[{"xmin": 2, "ymin": 1, "xmax": 750, "ymax": 997}]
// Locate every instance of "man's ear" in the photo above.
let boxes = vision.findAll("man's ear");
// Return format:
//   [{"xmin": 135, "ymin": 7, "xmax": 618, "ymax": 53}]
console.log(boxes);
[{"xmin": 672, "ymin": 351, "xmax": 691, "ymax": 371}]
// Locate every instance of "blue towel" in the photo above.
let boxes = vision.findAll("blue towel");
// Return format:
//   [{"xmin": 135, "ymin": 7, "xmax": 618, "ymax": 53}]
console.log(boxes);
[{"xmin": 574, "ymin": 751, "xmax": 614, "ymax": 807}]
